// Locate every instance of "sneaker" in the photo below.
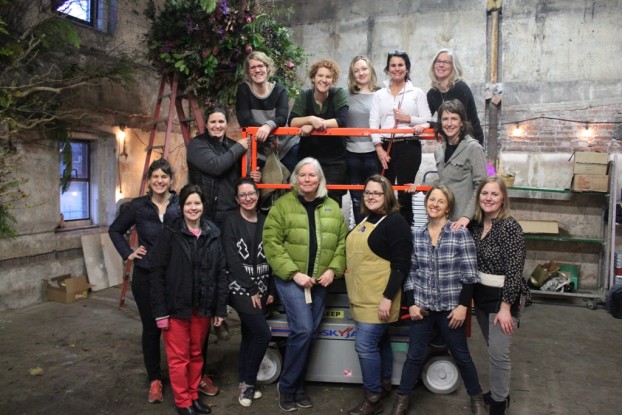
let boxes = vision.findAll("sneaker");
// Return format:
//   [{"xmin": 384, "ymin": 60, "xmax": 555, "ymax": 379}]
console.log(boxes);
[
  {"xmin": 148, "ymin": 380, "xmax": 163, "ymax": 403},
  {"xmin": 253, "ymin": 388, "xmax": 263, "ymax": 400},
  {"xmin": 238, "ymin": 382, "xmax": 254, "ymax": 407},
  {"xmin": 199, "ymin": 375, "xmax": 219, "ymax": 396},
  {"xmin": 277, "ymin": 383, "xmax": 297, "ymax": 412},
  {"xmin": 294, "ymin": 391, "xmax": 313, "ymax": 408}
]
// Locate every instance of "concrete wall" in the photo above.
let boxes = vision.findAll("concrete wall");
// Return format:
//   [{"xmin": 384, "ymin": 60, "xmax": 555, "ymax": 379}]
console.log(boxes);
[{"xmin": 2, "ymin": 0, "xmax": 621, "ymax": 309}]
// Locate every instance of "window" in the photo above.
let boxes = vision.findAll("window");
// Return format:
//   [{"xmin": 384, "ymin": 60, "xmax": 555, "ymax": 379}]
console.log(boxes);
[
  {"xmin": 53, "ymin": 0, "xmax": 96, "ymax": 26},
  {"xmin": 60, "ymin": 141, "xmax": 91, "ymax": 221}
]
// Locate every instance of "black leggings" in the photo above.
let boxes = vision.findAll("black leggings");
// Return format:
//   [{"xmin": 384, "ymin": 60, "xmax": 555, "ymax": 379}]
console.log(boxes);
[
  {"xmin": 383, "ymin": 140, "xmax": 421, "ymax": 226},
  {"xmin": 237, "ymin": 312, "xmax": 272, "ymax": 385},
  {"xmin": 131, "ymin": 267, "xmax": 162, "ymax": 382}
]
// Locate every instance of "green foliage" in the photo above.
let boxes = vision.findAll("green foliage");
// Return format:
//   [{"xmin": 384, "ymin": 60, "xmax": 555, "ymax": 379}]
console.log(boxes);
[
  {"xmin": 0, "ymin": 0, "xmax": 135, "ymax": 236},
  {"xmin": 146, "ymin": 0, "xmax": 306, "ymax": 107},
  {"xmin": 0, "ymin": 146, "xmax": 28, "ymax": 239}
]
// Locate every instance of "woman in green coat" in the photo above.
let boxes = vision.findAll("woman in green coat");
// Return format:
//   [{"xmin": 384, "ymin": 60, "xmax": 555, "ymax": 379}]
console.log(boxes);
[{"xmin": 263, "ymin": 157, "xmax": 347, "ymax": 412}]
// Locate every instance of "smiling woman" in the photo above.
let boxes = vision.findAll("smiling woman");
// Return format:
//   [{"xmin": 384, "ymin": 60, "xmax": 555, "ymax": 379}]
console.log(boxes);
[
  {"xmin": 263, "ymin": 157, "xmax": 347, "ymax": 412},
  {"xmin": 346, "ymin": 56, "xmax": 381, "ymax": 224},
  {"xmin": 221, "ymin": 177, "xmax": 274, "ymax": 407},
  {"xmin": 288, "ymin": 59, "xmax": 349, "ymax": 206},
  {"xmin": 369, "ymin": 51, "xmax": 431, "ymax": 227},
  {"xmin": 236, "ymin": 51, "xmax": 299, "ymax": 173},
  {"xmin": 427, "ymin": 49, "xmax": 484, "ymax": 145},
  {"xmin": 432, "ymin": 99, "xmax": 487, "ymax": 231},
  {"xmin": 150, "ymin": 184, "xmax": 229, "ymax": 415},
  {"xmin": 186, "ymin": 104, "xmax": 261, "ymax": 227},
  {"xmin": 345, "ymin": 174, "xmax": 412, "ymax": 414},
  {"xmin": 390, "ymin": 185, "xmax": 485, "ymax": 415}
]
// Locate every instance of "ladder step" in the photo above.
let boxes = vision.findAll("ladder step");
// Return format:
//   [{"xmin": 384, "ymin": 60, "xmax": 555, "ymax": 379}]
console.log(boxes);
[
  {"xmin": 151, "ymin": 118, "xmax": 169, "ymax": 126},
  {"xmin": 145, "ymin": 145, "xmax": 164, "ymax": 151},
  {"xmin": 179, "ymin": 117, "xmax": 195, "ymax": 123},
  {"xmin": 158, "ymin": 92, "xmax": 189, "ymax": 101}
]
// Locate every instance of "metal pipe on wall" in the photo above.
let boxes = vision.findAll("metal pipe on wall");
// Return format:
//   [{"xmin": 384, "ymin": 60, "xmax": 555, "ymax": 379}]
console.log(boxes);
[{"xmin": 486, "ymin": 0, "xmax": 502, "ymax": 164}]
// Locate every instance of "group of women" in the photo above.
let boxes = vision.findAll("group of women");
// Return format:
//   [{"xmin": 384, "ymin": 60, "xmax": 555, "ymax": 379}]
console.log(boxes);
[
  {"xmin": 347, "ymin": 177, "xmax": 528, "ymax": 415},
  {"xmin": 108, "ymin": 47, "xmax": 527, "ymax": 415}
]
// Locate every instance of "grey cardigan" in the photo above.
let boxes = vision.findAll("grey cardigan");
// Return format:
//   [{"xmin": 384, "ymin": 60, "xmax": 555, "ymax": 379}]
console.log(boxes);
[{"xmin": 434, "ymin": 135, "xmax": 487, "ymax": 221}]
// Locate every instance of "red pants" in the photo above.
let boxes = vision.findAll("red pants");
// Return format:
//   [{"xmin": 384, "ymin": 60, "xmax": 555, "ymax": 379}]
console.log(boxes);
[{"xmin": 163, "ymin": 312, "xmax": 211, "ymax": 408}]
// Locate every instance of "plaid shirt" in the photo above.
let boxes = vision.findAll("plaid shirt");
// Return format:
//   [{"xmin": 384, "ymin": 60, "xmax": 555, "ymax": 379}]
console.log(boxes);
[{"xmin": 405, "ymin": 222, "xmax": 479, "ymax": 311}]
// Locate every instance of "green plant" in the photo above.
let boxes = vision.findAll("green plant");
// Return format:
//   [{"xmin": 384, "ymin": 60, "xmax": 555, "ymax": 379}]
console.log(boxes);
[
  {"xmin": 146, "ymin": 0, "xmax": 306, "ymax": 107},
  {"xmin": 0, "ymin": 146, "xmax": 28, "ymax": 238},
  {"xmin": 0, "ymin": 0, "xmax": 135, "ymax": 236}
]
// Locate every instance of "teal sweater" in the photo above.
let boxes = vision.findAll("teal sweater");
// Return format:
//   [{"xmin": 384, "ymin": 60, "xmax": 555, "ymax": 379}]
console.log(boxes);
[{"xmin": 263, "ymin": 191, "xmax": 347, "ymax": 281}]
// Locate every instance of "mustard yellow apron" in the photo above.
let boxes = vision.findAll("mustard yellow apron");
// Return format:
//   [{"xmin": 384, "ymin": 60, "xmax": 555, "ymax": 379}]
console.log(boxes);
[{"xmin": 345, "ymin": 216, "xmax": 401, "ymax": 323}]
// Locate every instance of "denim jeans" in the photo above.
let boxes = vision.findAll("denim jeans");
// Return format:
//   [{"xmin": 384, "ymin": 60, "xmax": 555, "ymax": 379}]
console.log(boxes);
[
  {"xmin": 238, "ymin": 312, "xmax": 272, "ymax": 386},
  {"xmin": 397, "ymin": 310, "xmax": 482, "ymax": 396},
  {"xmin": 354, "ymin": 322, "xmax": 393, "ymax": 393},
  {"xmin": 275, "ymin": 278, "xmax": 328, "ymax": 394},
  {"xmin": 346, "ymin": 151, "xmax": 381, "ymax": 224},
  {"xmin": 475, "ymin": 306, "xmax": 517, "ymax": 402}
]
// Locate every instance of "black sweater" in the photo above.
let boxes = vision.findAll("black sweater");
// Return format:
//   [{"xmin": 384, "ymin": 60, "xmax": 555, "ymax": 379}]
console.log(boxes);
[
  {"xmin": 360, "ymin": 212, "xmax": 413, "ymax": 300},
  {"xmin": 427, "ymin": 80, "xmax": 484, "ymax": 145}
]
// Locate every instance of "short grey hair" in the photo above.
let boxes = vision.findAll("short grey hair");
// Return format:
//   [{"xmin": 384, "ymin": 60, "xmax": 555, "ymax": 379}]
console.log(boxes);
[{"xmin": 290, "ymin": 157, "xmax": 328, "ymax": 199}]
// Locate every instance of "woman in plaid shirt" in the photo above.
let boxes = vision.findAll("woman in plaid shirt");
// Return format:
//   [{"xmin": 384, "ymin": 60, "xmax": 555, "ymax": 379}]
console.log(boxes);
[{"xmin": 389, "ymin": 185, "xmax": 485, "ymax": 415}]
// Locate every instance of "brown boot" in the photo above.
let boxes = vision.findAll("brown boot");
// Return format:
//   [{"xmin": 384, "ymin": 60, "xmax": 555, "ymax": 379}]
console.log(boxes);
[
  {"xmin": 470, "ymin": 394, "xmax": 486, "ymax": 415},
  {"xmin": 389, "ymin": 393, "xmax": 409, "ymax": 415},
  {"xmin": 381, "ymin": 377, "xmax": 392, "ymax": 399},
  {"xmin": 348, "ymin": 390, "xmax": 383, "ymax": 415}
]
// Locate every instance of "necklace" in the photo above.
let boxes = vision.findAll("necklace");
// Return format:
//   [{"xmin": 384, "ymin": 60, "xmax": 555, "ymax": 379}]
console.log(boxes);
[{"xmin": 439, "ymin": 83, "xmax": 450, "ymax": 102}]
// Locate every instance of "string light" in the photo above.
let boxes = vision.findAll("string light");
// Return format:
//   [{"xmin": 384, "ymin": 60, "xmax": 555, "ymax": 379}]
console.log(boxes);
[
  {"xmin": 118, "ymin": 124, "xmax": 128, "ymax": 158},
  {"xmin": 582, "ymin": 121, "xmax": 592, "ymax": 138}
]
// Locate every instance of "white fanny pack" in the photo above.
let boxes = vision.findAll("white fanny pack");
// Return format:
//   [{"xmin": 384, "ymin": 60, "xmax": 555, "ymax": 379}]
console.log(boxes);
[{"xmin": 478, "ymin": 271, "xmax": 505, "ymax": 288}]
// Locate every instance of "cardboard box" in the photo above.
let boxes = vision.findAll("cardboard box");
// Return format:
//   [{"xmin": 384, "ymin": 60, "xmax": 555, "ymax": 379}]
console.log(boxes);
[
  {"xmin": 573, "ymin": 152, "xmax": 609, "ymax": 175},
  {"xmin": 518, "ymin": 220, "xmax": 559, "ymax": 234},
  {"xmin": 46, "ymin": 275, "xmax": 93, "ymax": 304},
  {"xmin": 572, "ymin": 174, "xmax": 609, "ymax": 192}
]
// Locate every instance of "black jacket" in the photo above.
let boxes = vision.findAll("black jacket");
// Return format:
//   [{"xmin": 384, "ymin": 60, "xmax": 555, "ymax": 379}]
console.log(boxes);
[
  {"xmin": 108, "ymin": 193, "xmax": 180, "ymax": 272},
  {"xmin": 186, "ymin": 133, "xmax": 246, "ymax": 223},
  {"xmin": 150, "ymin": 217, "xmax": 228, "ymax": 319}
]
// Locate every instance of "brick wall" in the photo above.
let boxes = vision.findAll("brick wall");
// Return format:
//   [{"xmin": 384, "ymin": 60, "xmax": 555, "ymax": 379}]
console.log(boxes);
[{"xmin": 500, "ymin": 103, "xmax": 622, "ymax": 153}]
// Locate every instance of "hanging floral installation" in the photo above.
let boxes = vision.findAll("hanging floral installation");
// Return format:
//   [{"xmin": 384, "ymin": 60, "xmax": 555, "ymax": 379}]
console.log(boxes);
[{"xmin": 146, "ymin": 0, "xmax": 307, "ymax": 106}]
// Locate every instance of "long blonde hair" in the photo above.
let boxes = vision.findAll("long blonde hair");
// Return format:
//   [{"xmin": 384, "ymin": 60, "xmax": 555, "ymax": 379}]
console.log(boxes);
[
  {"xmin": 347, "ymin": 56, "xmax": 379, "ymax": 94},
  {"xmin": 472, "ymin": 176, "xmax": 511, "ymax": 224}
]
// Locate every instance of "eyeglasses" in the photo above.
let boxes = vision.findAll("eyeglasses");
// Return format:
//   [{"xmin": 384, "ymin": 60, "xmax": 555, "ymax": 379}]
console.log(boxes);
[
  {"xmin": 363, "ymin": 191, "xmax": 384, "ymax": 198},
  {"xmin": 249, "ymin": 63, "xmax": 265, "ymax": 71},
  {"xmin": 237, "ymin": 191, "xmax": 258, "ymax": 199},
  {"xmin": 388, "ymin": 50, "xmax": 407, "ymax": 57},
  {"xmin": 434, "ymin": 59, "xmax": 453, "ymax": 66}
]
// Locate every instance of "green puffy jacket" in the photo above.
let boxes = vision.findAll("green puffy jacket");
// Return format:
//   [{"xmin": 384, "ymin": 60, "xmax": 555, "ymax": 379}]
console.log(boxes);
[{"xmin": 263, "ymin": 191, "xmax": 347, "ymax": 281}]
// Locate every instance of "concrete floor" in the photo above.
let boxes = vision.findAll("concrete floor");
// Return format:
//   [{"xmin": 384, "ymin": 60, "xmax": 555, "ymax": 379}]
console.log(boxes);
[{"xmin": 1, "ymin": 286, "xmax": 621, "ymax": 415}]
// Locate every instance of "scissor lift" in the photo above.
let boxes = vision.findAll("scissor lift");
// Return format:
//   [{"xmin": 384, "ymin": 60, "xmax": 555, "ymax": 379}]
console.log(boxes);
[
  {"xmin": 241, "ymin": 127, "xmax": 462, "ymax": 394},
  {"xmin": 257, "ymin": 279, "xmax": 461, "ymax": 394}
]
